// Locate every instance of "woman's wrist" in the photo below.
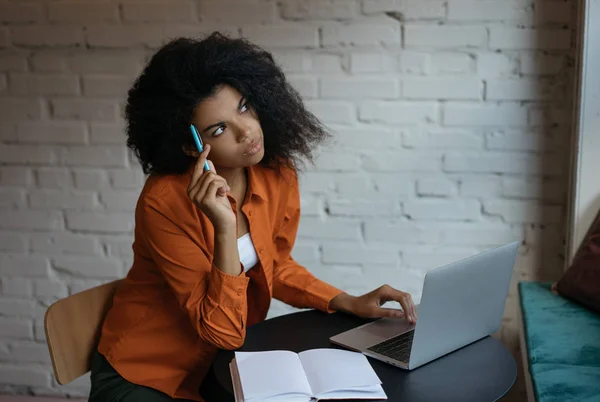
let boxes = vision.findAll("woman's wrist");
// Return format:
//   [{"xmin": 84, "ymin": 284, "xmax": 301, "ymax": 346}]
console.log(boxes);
[
  {"xmin": 329, "ymin": 293, "xmax": 357, "ymax": 314},
  {"xmin": 214, "ymin": 220, "xmax": 237, "ymax": 235}
]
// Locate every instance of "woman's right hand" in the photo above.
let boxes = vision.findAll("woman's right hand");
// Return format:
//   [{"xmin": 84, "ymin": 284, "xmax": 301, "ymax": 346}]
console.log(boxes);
[{"xmin": 187, "ymin": 145, "xmax": 236, "ymax": 231}]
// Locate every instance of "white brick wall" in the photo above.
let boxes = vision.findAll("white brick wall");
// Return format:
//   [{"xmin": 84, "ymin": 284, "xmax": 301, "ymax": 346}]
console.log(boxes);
[{"xmin": 0, "ymin": 0, "xmax": 576, "ymax": 399}]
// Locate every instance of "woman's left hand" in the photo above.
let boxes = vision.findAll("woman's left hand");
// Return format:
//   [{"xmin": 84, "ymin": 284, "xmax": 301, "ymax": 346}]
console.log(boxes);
[{"xmin": 330, "ymin": 285, "xmax": 418, "ymax": 324}]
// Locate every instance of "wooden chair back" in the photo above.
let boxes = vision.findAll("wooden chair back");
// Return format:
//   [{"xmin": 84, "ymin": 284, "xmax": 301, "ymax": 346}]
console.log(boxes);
[{"xmin": 44, "ymin": 279, "xmax": 122, "ymax": 385}]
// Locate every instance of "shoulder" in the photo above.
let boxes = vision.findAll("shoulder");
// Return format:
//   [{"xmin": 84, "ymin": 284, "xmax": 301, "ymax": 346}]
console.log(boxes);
[
  {"xmin": 251, "ymin": 162, "xmax": 298, "ymax": 197},
  {"xmin": 137, "ymin": 171, "xmax": 192, "ymax": 213}
]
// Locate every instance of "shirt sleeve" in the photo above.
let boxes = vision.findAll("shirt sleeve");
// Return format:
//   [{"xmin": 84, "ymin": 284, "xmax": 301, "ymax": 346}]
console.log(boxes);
[
  {"xmin": 141, "ymin": 193, "xmax": 249, "ymax": 350},
  {"xmin": 272, "ymin": 171, "xmax": 344, "ymax": 312}
]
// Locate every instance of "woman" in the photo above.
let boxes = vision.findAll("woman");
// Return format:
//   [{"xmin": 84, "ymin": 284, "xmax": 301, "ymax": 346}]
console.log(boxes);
[{"xmin": 90, "ymin": 32, "xmax": 417, "ymax": 402}]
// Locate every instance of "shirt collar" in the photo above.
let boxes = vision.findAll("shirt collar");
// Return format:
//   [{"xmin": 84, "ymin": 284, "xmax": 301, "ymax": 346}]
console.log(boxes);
[{"xmin": 246, "ymin": 164, "xmax": 268, "ymax": 202}]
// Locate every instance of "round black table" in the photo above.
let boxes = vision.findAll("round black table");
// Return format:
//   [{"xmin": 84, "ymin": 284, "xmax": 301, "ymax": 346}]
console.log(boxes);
[{"xmin": 213, "ymin": 310, "xmax": 517, "ymax": 402}]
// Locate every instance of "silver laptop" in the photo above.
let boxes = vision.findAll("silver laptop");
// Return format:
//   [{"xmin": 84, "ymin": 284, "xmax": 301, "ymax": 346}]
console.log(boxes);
[{"xmin": 330, "ymin": 241, "xmax": 519, "ymax": 370}]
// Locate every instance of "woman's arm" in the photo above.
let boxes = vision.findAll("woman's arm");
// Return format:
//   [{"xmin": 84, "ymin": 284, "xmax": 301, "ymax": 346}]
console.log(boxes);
[
  {"xmin": 272, "ymin": 172, "xmax": 344, "ymax": 312},
  {"xmin": 142, "ymin": 194, "xmax": 248, "ymax": 350},
  {"xmin": 272, "ymin": 169, "xmax": 417, "ymax": 323}
]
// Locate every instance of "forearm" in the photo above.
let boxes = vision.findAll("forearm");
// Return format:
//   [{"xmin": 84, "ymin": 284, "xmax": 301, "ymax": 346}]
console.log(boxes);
[
  {"xmin": 196, "ymin": 227, "xmax": 247, "ymax": 349},
  {"xmin": 213, "ymin": 226, "xmax": 242, "ymax": 276},
  {"xmin": 199, "ymin": 263, "xmax": 249, "ymax": 349},
  {"xmin": 273, "ymin": 258, "xmax": 345, "ymax": 312}
]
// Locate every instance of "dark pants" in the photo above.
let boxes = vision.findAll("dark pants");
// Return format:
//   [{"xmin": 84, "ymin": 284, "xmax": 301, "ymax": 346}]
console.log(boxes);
[{"xmin": 89, "ymin": 349, "xmax": 232, "ymax": 402}]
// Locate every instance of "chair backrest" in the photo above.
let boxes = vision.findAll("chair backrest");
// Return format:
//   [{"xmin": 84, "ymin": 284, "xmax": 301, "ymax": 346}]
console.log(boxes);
[{"xmin": 44, "ymin": 279, "xmax": 123, "ymax": 385}]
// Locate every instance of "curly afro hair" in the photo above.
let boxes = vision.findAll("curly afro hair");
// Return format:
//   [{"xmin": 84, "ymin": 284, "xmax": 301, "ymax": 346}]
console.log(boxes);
[{"xmin": 125, "ymin": 32, "xmax": 329, "ymax": 175}]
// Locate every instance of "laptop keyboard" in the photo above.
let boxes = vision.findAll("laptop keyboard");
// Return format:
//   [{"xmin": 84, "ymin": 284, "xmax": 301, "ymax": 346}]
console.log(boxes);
[{"xmin": 366, "ymin": 330, "xmax": 414, "ymax": 362}]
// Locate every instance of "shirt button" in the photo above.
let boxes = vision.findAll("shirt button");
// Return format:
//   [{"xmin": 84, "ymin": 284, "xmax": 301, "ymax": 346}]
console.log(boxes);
[{"xmin": 236, "ymin": 289, "xmax": 243, "ymax": 296}]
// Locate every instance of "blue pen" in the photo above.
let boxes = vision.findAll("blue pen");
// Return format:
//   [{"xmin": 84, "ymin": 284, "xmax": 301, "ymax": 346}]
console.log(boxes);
[{"xmin": 190, "ymin": 125, "xmax": 210, "ymax": 171}]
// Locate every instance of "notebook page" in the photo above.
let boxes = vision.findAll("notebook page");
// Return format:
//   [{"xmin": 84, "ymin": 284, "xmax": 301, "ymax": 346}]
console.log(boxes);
[
  {"xmin": 231, "ymin": 361, "xmax": 311, "ymax": 402},
  {"xmin": 315, "ymin": 384, "xmax": 387, "ymax": 401},
  {"xmin": 298, "ymin": 349, "xmax": 382, "ymax": 397},
  {"xmin": 235, "ymin": 351, "xmax": 313, "ymax": 400},
  {"xmin": 257, "ymin": 395, "xmax": 314, "ymax": 402}
]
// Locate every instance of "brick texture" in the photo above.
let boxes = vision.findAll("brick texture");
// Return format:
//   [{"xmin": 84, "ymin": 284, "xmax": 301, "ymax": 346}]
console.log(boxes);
[{"xmin": 0, "ymin": 2, "xmax": 576, "ymax": 401}]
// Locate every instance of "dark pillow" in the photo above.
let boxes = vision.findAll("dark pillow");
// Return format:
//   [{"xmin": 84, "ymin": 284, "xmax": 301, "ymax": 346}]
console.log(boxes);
[{"xmin": 555, "ymin": 208, "xmax": 600, "ymax": 314}]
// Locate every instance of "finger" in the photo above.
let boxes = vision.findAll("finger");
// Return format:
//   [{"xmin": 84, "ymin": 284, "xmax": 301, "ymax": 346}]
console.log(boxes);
[
  {"xmin": 200, "ymin": 160, "xmax": 229, "ymax": 195},
  {"xmin": 374, "ymin": 307, "xmax": 404, "ymax": 319},
  {"xmin": 207, "ymin": 159, "xmax": 217, "ymax": 175},
  {"xmin": 216, "ymin": 181, "xmax": 229, "ymax": 197},
  {"xmin": 197, "ymin": 174, "xmax": 226, "ymax": 202},
  {"xmin": 409, "ymin": 298, "xmax": 417, "ymax": 321},
  {"xmin": 191, "ymin": 172, "xmax": 224, "ymax": 204},
  {"xmin": 208, "ymin": 164, "xmax": 230, "ymax": 194},
  {"xmin": 204, "ymin": 179, "xmax": 225, "ymax": 203},
  {"xmin": 214, "ymin": 174, "xmax": 230, "ymax": 195},
  {"xmin": 401, "ymin": 293, "xmax": 417, "ymax": 323},
  {"xmin": 188, "ymin": 170, "xmax": 213, "ymax": 202},
  {"xmin": 188, "ymin": 145, "xmax": 211, "ymax": 193},
  {"xmin": 196, "ymin": 177, "xmax": 224, "ymax": 207},
  {"xmin": 207, "ymin": 176, "xmax": 229, "ymax": 200},
  {"xmin": 393, "ymin": 288, "xmax": 416, "ymax": 320},
  {"xmin": 383, "ymin": 285, "xmax": 416, "ymax": 323},
  {"xmin": 207, "ymin": 160, "xmax": 231, "ymax": 196}
]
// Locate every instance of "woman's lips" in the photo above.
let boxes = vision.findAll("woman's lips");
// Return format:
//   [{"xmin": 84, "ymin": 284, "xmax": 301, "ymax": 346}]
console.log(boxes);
[{"xmin": 244, "ymin": 138, "xmax": 262, "ymax": 156}]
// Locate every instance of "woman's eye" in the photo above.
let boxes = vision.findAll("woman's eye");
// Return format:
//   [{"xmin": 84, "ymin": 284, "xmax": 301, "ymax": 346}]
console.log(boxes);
[
  {"xmin": 213, "ymin": 126, "xmax": 225, "ymax": 136},
  {"xmin": 240, "ymin": 103, "xmax": 248, "ymax": 113}
]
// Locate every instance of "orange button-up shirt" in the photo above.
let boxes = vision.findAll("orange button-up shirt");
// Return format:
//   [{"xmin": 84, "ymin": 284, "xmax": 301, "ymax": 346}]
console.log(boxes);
[{"xmin": 97, "ymin": 163, "xmax": 343, "ymax": 401}]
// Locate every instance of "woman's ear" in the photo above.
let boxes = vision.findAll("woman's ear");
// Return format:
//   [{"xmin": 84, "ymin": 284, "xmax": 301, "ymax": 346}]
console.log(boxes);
[{"xmin": 182, "ymin": 146, "xmax": 200, "ymax": 157}]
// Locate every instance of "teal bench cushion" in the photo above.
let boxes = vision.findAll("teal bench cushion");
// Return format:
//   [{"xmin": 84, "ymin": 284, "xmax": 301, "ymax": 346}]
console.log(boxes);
[{"xmin": 519, "ymin": 282, "xmax": 600, "ymax": 402}]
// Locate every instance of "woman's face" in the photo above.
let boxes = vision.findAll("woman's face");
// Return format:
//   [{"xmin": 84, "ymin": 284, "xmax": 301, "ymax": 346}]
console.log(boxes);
[{"xmin": 191, "ymin": 84, "xmax": 265, "ymax": 169}]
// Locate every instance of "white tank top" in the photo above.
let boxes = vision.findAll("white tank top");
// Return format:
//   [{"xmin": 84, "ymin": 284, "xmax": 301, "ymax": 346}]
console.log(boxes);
[{"xmin": 237, "ymin": 233, "xmax": 258, "ymax": 272}]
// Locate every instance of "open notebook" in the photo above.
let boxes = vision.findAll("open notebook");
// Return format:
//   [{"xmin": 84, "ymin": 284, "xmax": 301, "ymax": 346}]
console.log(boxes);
[{"xmin": 229, "ymin": 348, "xmax": 387, "ymax": 402}]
